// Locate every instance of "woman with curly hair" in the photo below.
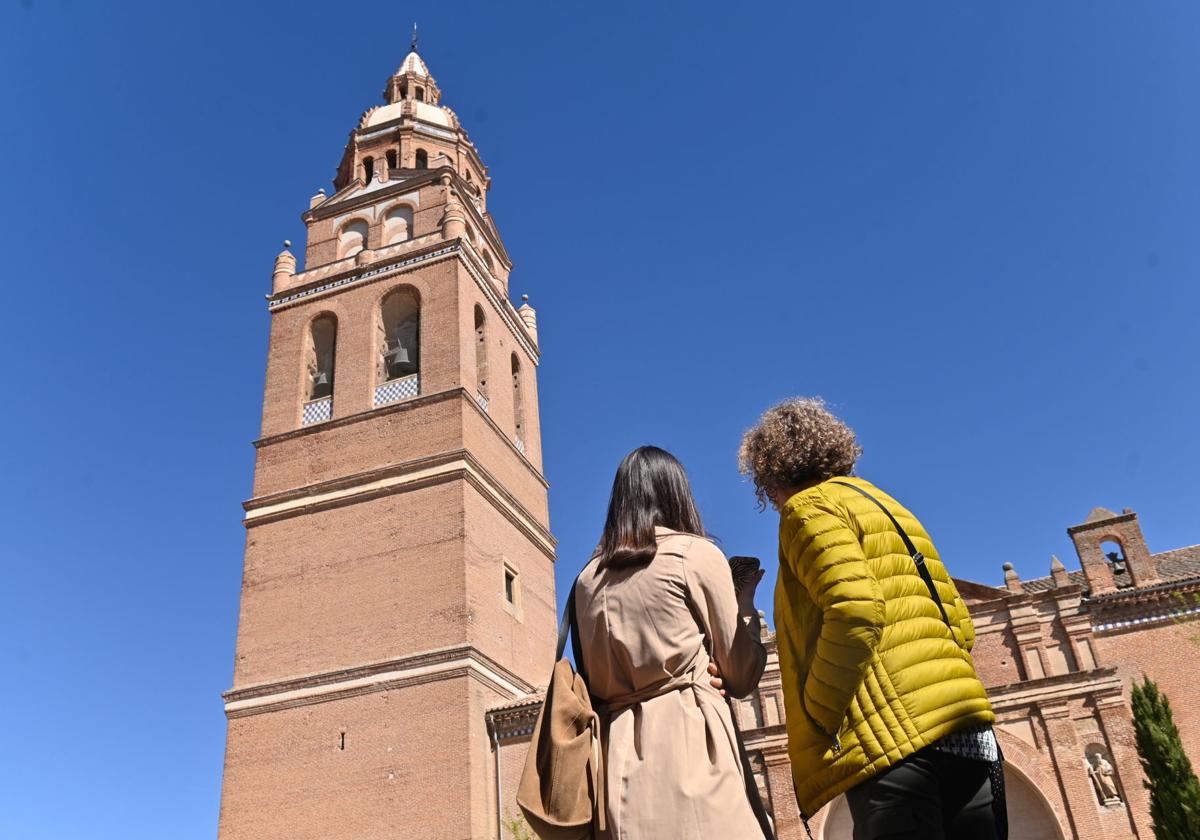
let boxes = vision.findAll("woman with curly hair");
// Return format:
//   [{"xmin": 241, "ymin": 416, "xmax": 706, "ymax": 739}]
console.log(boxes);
[{"xmin": 738, "ymin": 398, "xmax": 1004, "ymax": 840}]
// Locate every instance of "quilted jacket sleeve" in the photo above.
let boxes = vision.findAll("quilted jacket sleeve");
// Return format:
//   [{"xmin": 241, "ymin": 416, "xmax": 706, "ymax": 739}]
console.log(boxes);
[{"xmin": 780, "ymin": 497, "xmax": 886, "ymax": 738}]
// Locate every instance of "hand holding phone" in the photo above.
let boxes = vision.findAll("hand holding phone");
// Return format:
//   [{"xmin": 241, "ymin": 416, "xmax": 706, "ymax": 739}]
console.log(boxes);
[{"xmin": 728, "ymin": 555, "xmax": 762, "ymax": 593}]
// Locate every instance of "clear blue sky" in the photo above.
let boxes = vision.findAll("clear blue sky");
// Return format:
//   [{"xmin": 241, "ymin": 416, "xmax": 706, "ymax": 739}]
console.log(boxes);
[{"xmin": 1, "ymin": 2, "xmax": 1197, "ymax": 837}]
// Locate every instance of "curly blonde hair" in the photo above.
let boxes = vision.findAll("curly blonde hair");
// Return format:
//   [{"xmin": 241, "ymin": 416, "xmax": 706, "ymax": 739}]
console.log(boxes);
[{"xmin": 738, "ymin": 397, "xmax": 862, "ymax": 509}]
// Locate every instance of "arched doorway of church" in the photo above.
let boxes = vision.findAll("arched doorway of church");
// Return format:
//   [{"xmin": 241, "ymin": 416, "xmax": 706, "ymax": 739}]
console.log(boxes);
[
  {"xmin": 1003, "ymin": 761, "xmax": 1066, "ymax": 840},
  {"xmin": 817, "ymin": 794, "xmax": 852, "ymax": 839},
  {"xmin": 814, "ymin": 762, "xmax": 1064, "ymax": 840}
]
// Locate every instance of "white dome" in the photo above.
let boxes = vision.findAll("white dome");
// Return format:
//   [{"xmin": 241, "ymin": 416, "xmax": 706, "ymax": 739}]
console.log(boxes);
[
  {"xmin": 364, "ymin": 100, "xmax": 454, "ymax": 129},
  {"xmin": 415, "ymin": 101, "xmax": 453, "ymax": 127}
]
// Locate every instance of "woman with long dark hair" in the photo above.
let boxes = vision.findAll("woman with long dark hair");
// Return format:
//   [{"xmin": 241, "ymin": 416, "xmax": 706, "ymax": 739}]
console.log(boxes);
[{"xmin": 572, "ymin": 446, "xmax": 770, "ymax": 838}]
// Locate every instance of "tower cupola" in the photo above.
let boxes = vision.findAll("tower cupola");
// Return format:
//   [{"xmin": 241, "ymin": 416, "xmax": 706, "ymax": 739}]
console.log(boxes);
[
  {"xmin": 383, "ymin": 47, "xmax": 442, "ymax": 106},
  {"xmin": 330, "ymin": 37, "xmax": 490, "ymax": 204}
]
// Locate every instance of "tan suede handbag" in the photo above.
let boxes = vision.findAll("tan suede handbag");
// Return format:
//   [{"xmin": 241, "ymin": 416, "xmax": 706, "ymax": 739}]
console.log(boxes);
[{"xmin": 517, "ymin": 579, "xmax": 606, "ymax": 840}]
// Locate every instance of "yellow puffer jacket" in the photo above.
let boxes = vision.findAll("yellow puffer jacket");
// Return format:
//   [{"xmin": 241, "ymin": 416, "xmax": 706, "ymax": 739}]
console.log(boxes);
[{"xmin": 773, "ymin": 476, "xmax": 994, "ymax": 818}]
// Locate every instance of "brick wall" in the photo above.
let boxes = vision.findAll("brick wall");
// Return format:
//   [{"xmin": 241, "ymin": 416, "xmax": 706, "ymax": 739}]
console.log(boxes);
[
  {"xmin": 219, "ymin": 677, "xmax": 479, "ymax": 840},
  {"xmin": 234, "ymin": 482, "xmax": 468, "ymax": 686},
  {"xmin": 1095, "ymin": 619, "xmax": 1200, "ymax": 767}
]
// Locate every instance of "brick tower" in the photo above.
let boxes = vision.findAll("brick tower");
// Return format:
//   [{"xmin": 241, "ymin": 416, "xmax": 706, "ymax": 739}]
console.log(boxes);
[{"xmin": 217, "ymin": 44, "xmax": 557, "ymax": 839}]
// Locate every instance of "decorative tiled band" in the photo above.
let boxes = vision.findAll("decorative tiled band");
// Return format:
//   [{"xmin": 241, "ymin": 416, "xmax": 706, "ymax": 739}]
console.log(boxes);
[
  {"xmin": 1094, "ymin": 603, "xmax": 1200, "ymax": 632},
  {"xmin": 268, "ymin": 246, "xmax": 457, "ymax": 311},
  {"xmin": 374, "ymin": 374, "xmax": 420, "ymax": 406},
  {"xmin": 301, "ymin": 397, "xmax": 332, "ymax": 425}
]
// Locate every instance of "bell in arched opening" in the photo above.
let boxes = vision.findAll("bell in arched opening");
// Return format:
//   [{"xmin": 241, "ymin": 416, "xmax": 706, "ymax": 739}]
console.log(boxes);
[
  {"xmin": 1102, "ymin": 540, "xmax": 1128, "ymax": 577},
  {"xmin": 379, "ymin": 288, "xmax": 421, "ymax": 382},
  {"xmin": 308, "ymin": 316, "xmax": 337, "ymax": 400}
]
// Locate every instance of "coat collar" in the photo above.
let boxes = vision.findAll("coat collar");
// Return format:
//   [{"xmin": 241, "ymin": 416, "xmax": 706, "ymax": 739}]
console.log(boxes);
[{"xmin": 779, "ymin": 474, "xmax": 857, "ymax": 515}]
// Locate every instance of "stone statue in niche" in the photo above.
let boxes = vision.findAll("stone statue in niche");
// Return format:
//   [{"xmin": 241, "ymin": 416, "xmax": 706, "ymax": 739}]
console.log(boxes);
[
  {"xmin": 1087, "ymin": 749, "xmax": 1122, "ymax": 805},
  {"xmin": 748, "ymin": 751, "xmax": 773, "ymax": 817}
]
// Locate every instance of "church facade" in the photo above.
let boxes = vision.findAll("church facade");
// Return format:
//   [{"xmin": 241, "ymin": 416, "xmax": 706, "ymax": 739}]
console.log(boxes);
[
  {"xmin": 218, "ymin": 47, "xmax": 1200, "ymax": 840},
  {"xmin": 743, "ymin": 503, "xmax": 1200, "ymax": 840}
]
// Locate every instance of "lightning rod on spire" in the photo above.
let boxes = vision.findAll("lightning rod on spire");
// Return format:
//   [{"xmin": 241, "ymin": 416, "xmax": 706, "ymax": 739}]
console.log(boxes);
[{"xmin": 411, "ymin": 22, "xmax": 419, "ymax": 53}]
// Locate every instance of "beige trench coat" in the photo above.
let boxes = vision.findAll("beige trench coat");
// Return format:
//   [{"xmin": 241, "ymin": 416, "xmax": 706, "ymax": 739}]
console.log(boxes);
[{"xmin": 573, "ymin": 528, "xmax": 768, "ymax": 840}]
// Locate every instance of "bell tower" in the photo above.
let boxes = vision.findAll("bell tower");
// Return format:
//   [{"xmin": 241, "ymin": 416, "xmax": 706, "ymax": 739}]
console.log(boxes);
[{"xmin": 217, "ymin": 45, "xmax": 556, "ymax": 840}]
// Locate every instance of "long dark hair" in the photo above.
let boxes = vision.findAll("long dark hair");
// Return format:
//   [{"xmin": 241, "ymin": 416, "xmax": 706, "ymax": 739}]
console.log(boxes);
[{"xmin": 596, "ymin": 446, "xmax": 706, "ymax": 569}]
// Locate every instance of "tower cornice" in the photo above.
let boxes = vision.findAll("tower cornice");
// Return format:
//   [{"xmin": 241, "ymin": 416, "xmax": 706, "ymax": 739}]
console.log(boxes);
[
  {"xmin": 267, "ymin": 239, "xmax": 538, "ymax": 361},
  {"xmin": 305, "ymin": 168, "xmax": 444, "ymax": 221},
  {"xmin": 223, "ymin": 643, "xmax": 537, "ymax": 719},
  {"xmin": 242, "ymin": 439, "xmax": 555, "ymax": 559},
  {"xmin": 251, "ymin": 387, "xmax": 550, "ymax": 489},
  {"xmin": 241, "ymin": 440, "xmax": 548, "ymax": 516}
]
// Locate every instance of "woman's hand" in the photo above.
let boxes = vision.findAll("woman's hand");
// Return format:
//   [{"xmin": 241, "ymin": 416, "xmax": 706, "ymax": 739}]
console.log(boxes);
[
  {"xmin": 710, "ymin": 566, "xmax": 767, "ymax": 698},
  {"xmin": 736, "ymin": 568, "xmax": 766, "ymax": 616},
  {"xmin": 708, "ymin": 661, "xmax": 727, "ymax": 697}
]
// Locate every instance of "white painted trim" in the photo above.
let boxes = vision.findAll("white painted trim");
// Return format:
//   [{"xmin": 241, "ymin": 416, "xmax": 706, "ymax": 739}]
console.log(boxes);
[
  {"xmin": 269, "ymin": 245, "xmax": 457, "ymax": 310},
  {"xmin": 225, "ymin": 654, "xmax": 526, "ymax": 714},
  {"xmin": 414, "ymin": 123, "xmax": 458, "ymax": 142},
  {"xmin": 356, "ymin": 126, "xmax": 396, "ymax": 142},
  {"xmin": 242, "ymin": 457, "xmax": 553, "ymax": 554}
]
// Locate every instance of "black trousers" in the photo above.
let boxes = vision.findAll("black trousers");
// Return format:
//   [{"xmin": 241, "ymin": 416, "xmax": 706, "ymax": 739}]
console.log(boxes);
[{"xmin": 845, "ymin": 748, "xmax": 1001, "ymax": 840}]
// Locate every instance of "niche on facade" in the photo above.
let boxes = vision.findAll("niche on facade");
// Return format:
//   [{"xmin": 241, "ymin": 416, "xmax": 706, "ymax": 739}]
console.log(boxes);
[
  {"xmin": 1085, "ymin": 744, "xmax": 1123, "ymax": 806},
  {"xmin": 383, "ymin": 205, "xmax": 414, "ymax": 246},
  {"xmin": 741, "ymin": 693, "xmax": 765, "ymax": 729},
  {"xmin": 747, "ymin": 751, "xmax": 771, "ymax": 822},
  {"xmin": 337, "ymin": 219, "xmax": 369, "ymax": 260},
  {"xmin": 1043, "ymin": 617, "xmax": 1078, "ymax": 677}
]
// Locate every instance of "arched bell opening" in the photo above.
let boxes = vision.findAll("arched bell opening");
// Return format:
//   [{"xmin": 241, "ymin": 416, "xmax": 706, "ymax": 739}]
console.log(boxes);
[
  {"xmin": 474, "ymin": 305, "xmax": 489, "ymax": 412},
  {"xmin": 301, "ymin": 314, "xmax": 337, "ymax": 426},
  {"xmin": 374, "ymin": 287, "xmax": 421, "ymax": 406},
  {"xmin": 511, "ymin": 353, "xmax": 525, "ymax": 452},
  {"xmin": 1101, "ymin": 539, "xmax": 1128, "ymax": 578}
]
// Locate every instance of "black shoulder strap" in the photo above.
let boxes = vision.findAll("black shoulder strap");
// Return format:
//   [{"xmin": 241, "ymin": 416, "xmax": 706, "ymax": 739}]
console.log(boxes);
[
  {"xmin": 555, "ymin": 573, "xmax": 588, "ymax": 682},
  {"xmin": 830, "ymin": 481, "xmax": 954, "ymax": 633}
]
